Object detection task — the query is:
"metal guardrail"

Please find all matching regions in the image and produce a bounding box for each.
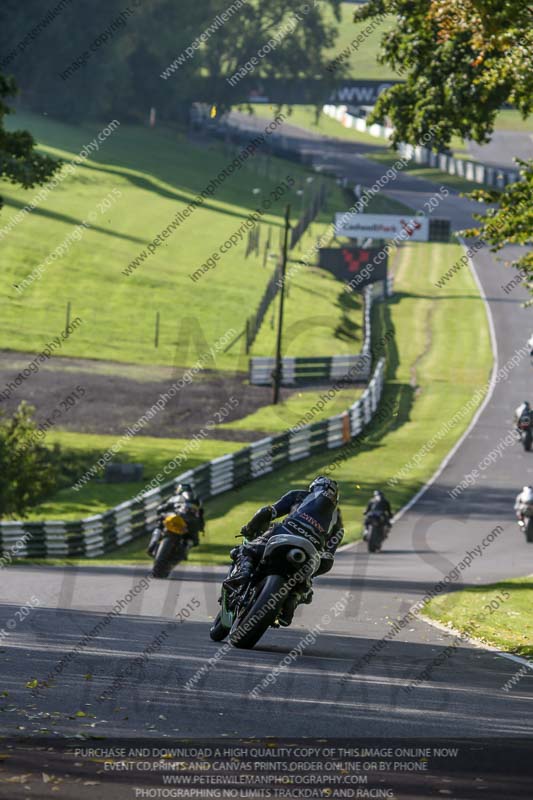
[398,143,519,188]
[0,359,386,560]
[249,354,372,386]
[323,105,520,188]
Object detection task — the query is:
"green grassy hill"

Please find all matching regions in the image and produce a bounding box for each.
[23,431,245,522]
[323,2,395,80]
[0,111,348,371]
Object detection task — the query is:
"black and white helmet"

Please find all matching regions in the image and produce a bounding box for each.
[176,482,193,495]
[309,476,339,502]
[175,482,196,500]
[522,485,533,503]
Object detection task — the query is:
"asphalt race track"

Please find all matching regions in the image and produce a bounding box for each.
[468,130,533,169]
[0,116,531,796]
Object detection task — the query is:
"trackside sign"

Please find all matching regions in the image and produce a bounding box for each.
[335,213,430,242]
[318,247,387,288]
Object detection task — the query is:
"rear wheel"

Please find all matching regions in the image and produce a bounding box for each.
[524,430,532,452]
[525,518,533,543]
[230,574,286,649]
[152,537,180,578]
[368,525,382,553]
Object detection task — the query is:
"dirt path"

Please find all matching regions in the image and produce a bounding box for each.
[0,350,294,441]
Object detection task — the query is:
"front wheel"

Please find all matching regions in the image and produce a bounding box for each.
[230,574,286,649]
[525,518,533,543]
[209,611,231,642]
[152,537,182,578]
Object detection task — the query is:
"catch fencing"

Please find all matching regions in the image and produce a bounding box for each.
[245,260,282,353]
[249,284,373,385]
[243,181,328,354]
[0,359,386,560]
[290,182,327,249]
[323,105,520,189]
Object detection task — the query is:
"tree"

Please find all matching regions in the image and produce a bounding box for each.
[0,403,58,519]
[203,0,342,106]
[463,159,533,282]
[0,1,343,122]
[354,0,532,148]
[0,73,60,212]
[354,0,532,288]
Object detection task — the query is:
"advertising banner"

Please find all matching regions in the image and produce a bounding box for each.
[335,213,430,242]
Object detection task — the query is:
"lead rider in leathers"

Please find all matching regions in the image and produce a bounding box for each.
[225,476,344,626]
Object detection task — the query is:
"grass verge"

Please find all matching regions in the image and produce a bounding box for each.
[493,110,533,133]
[220,386,363,434]
[252,263,363,358]
[323,3,396,80]
[424,577,533,659]
[20,431,246,522]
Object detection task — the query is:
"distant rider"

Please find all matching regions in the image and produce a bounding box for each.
[363,490,393,539]
[225,476,344,626]
[147,483,205,557]
[514,485,533,519]
[514,400,532,427]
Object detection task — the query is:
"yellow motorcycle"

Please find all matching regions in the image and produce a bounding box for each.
[151,511,195,578]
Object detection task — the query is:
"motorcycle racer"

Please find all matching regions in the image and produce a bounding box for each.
[225,476,344,626]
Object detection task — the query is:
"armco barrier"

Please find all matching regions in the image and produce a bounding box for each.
[249,353,371,386]
[0,359,386,560]
[398,142,519,188]
[322,105,520,189]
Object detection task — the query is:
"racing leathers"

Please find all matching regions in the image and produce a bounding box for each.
[364,495,392,540]
[364,496,392,523]
[226,487,344,625]
[515,402,531,428]
[514,486,533,518]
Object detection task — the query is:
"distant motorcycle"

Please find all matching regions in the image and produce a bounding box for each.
[363,510,388,553]
[517,413,532,451]
[151,509,196,578]
[210,529,320,649]
[516,502,533,543]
